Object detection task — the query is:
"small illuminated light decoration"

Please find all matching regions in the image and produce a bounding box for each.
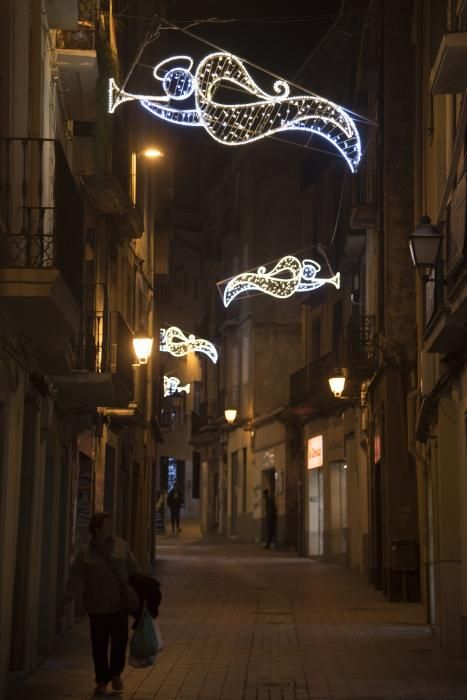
[109,52,361,171]
[220,255,340,307]
[160,326,218,364]
[163,376,191,397]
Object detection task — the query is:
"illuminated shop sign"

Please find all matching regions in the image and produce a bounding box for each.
[307,435,323,469]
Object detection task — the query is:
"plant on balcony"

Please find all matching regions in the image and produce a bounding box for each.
[94,15,119,177]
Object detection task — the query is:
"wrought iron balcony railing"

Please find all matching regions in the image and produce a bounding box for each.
[76,283,109,372]
[289,353,338,408]
[346,313,377,365]
[289,315,377,408]
[0,137,84,305]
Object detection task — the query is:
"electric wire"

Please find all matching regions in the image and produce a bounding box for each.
[117,8,376,127]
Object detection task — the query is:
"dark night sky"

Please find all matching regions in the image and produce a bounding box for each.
[120,0,353,97]
[116,1,364,209]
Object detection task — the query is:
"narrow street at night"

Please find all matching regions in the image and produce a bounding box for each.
[13,523,467,700]
[1,0,467,698]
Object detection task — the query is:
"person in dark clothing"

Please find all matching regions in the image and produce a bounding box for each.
[167,484,184,534]
[63,512,140,696]
[263,489,277,549]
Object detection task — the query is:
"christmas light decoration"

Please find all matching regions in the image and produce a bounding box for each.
[109,52,361,171]
[221,255,340,307]
[163,375,191,397]
[160,326,218,364]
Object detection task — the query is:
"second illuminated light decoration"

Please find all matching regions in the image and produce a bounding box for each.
[221,256,340,307]
[109,52,361,172]
[160,326,218,364]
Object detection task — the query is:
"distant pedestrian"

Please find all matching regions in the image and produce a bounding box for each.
[262,489,277,549]
[167,484,184,534]
[63,512,140,696]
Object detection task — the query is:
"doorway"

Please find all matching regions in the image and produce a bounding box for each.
[9,397,38,677]
[103,445,116,518]
[307,466,324,556]
[329,460,348,561]
[160,456,186,496]
[370,459,383,589]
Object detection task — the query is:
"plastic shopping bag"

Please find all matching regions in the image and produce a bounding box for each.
[129,608,158,668]
[153,619,164,651]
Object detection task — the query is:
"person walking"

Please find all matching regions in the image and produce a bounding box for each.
[63,512,140,696]
[263,489,277,549]
[167,484,184,534]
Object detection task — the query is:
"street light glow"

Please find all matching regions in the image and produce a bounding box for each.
[142,148,164,158]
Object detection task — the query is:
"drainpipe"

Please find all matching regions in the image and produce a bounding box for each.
[407,387,427,466]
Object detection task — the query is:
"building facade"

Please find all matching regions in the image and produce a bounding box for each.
[0,1,163,694]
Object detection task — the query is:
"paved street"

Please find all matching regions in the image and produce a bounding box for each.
[14,522,467,700]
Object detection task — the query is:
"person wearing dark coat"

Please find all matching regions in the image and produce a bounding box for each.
[263,489,277,549]
[63,512,140,696]
[167,484,184,534]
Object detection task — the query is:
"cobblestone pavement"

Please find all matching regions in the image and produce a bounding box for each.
[14,522,467,700]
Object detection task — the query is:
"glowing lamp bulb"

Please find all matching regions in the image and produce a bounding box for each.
[328,371,347,398]
[142,148,163,158]
[224,409,237,424]
[133,333,153,364]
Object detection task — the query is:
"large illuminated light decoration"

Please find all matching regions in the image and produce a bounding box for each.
[160,326,218,364]
[221,255,340,307]
[109,52,361,171]
[163,375,191,397]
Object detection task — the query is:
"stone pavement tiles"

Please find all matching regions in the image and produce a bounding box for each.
[13,524,467,700]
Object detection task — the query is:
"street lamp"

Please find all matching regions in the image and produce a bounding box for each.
[133,329,153,365]
[328,368,348,398]
[224,408,237,424]
[408,215,442,270]
[142,147,164,159]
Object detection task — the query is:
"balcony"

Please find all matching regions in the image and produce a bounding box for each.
[83,174,144,238]
[289,316,377,413]
[45,0,78,30]
[53,287,135,409]
[446,174,467,318]
[190,400,221,444]
[430,32,467,94]
[289,353,341,414]
[424,176,467,353]
[346,314,378,377]
[56,0,98,121]
[0,137,83,373]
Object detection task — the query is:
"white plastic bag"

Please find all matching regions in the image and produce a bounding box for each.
[153,619,164,652]
[129,608,158,668]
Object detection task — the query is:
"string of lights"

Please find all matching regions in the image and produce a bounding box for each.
[160,326,218,364]
[113,9,376,129]
[155,14,376,127]
[109,50,362,171]
[219,255,340,307]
